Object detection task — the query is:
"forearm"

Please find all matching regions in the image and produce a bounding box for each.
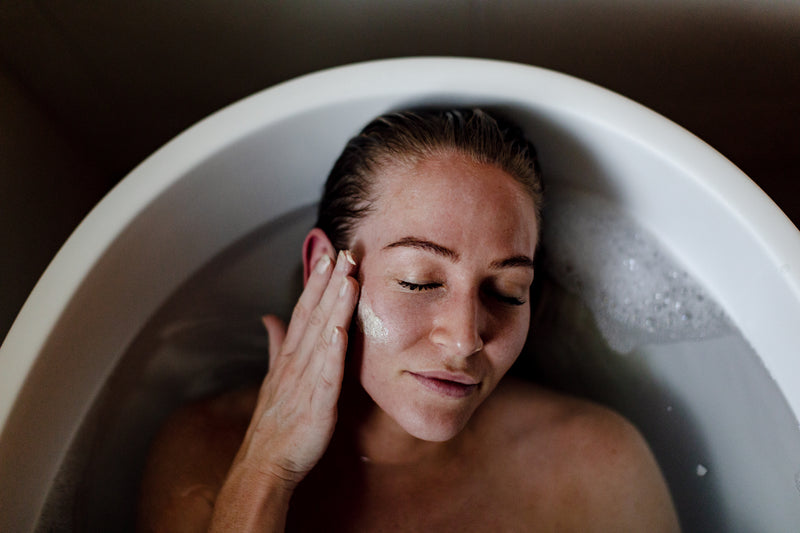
[208,464,296,533]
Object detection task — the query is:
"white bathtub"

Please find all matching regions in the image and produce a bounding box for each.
[1,58,799,531]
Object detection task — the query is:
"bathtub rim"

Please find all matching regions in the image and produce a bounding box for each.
[1,56,799,531]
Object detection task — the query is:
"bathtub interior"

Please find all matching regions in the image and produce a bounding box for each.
[1,60,799,532]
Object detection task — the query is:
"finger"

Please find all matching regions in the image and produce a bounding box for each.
[293,250,357,363]
[306,274,358,380]
[261,315,287,369]
[282,253,334,354]
[308,275,358,411]
[311,325,348,416]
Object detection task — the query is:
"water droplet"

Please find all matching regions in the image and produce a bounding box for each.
[696,464,708,477]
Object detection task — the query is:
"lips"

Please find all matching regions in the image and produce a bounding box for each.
[408,371,480,398]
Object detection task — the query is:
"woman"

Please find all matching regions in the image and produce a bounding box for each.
[139,109,680,531]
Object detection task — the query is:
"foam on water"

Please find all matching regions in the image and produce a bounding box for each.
[542,190,731,353]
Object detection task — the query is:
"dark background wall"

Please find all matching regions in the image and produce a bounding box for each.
[1,0,798,342]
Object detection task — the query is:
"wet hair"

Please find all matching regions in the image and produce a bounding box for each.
[316,108,544,251]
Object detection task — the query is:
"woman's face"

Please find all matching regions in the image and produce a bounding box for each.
[348,151,539,442]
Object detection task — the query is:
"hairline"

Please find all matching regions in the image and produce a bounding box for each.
[343,147,540,249]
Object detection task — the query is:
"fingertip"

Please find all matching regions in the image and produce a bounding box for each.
[344,250,361,280]
[335,249,359,276]
[261,315,287,342]
[261,314,279,331]
[314,253,333,275]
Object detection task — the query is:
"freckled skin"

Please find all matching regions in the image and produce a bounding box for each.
[346,152,539,445]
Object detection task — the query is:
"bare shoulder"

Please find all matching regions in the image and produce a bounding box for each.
[480,378,681,532]
[137,386,258,532]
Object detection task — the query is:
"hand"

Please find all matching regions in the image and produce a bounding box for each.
[232,249,359,488]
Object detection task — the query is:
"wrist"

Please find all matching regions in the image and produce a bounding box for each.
[210,463,296,532]
[225,460,299,499]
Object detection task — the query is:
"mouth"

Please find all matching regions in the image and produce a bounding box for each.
[407,371,480,398]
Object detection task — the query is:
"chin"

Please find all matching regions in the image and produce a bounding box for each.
[394,405,475,442]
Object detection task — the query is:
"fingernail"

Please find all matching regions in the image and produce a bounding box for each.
[344,250,356,266]
[339,277,350,297]
[329,325,341,344]
[315,254,332,274]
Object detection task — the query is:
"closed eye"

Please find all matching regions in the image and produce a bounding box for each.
[398,280,442,292]
[483,284,527,306]
[493,292,526,306]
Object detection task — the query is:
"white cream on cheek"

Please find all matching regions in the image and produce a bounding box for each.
[356,288,389,343]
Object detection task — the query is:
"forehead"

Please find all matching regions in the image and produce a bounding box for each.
[362,152,539,254]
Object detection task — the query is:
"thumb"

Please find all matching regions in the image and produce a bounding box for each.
[261,315,287,369]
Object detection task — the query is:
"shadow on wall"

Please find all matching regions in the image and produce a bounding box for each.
[0,70,106,342]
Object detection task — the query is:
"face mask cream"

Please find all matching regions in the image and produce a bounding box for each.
[356,289,389,343]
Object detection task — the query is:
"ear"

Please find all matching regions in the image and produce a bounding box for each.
[302,228,336,285]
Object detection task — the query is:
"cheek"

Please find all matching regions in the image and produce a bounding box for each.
[487,309,531,369]
[356,292,389,343]
[357,289,427,351]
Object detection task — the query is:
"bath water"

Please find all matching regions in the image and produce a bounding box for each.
[36,192,800,532]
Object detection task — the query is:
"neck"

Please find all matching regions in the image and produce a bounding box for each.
[336,374,465,467]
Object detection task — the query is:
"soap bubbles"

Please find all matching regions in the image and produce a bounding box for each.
[542,190,731,353]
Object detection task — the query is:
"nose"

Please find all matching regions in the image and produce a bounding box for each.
[429,291,485,358]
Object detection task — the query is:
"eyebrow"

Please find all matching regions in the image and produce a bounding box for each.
[383,236,534,270]
[489,255,535,270]
[383,237,459,261]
